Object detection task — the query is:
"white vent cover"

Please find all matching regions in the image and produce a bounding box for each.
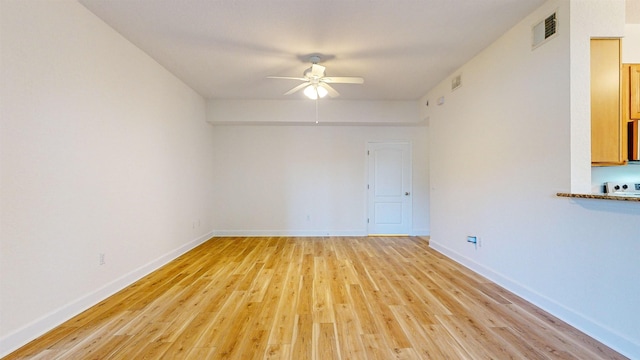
[532,12,557,49]
[451,74,462,91]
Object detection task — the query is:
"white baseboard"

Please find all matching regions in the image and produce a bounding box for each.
[429,239,640,360]
[210,230,366,237]
[0,231,213,358]
[211,229,430,237]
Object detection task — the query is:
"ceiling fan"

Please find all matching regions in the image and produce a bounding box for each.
[267,55,364,99]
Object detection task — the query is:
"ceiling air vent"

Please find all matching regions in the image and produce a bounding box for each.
[532,12,557,50]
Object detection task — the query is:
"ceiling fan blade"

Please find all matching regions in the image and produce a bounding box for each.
[284,82,310,95]
[322,76,364,84]
[318,83,340,97]
[310,64,326,77]
[267,76,307,81]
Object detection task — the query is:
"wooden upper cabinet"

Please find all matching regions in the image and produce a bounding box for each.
[630,64,640,119]
[591,38,625,166]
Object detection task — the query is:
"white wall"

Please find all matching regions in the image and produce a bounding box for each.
[0,1,214,356]
[207,98,429,236]
[424,0,640,358]
[623,24,640,62]
[207,99,424,126]
[209,124,430,236]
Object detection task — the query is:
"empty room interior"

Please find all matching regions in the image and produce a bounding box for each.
[2,0,640,358]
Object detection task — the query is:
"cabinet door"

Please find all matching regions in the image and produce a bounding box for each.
[591,39,624,165]
[631,64,640,119]
[630,120,639,161]
[623,65,631,123]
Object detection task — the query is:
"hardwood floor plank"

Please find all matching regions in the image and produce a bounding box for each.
[74,334,132,360]
[247,268,275,303]
[347,284,379,335]
[130,340,172,360]
[235,262,266,291]
[192,291,246,348]
[4,236,627,360]
[242,268,289,358]
[46,325,102,352]
[436,314,507,359]
[199,272,244,313]
[263,343,291,360]
[326,255,349,305]
[421,323,474,359]
[295,254,314,316]
[106,332,164,359]
[152,308,196,344]
[315,323,340,360]
[388,304,450,359]
[489,326,552,360]
[358,259,404,306]
[184,346,217,360]
[5,327,78,358]
[54,312,134,359]
[245,329,269,360]
[24,349,66,360]
[361,333,392,360]
[312,256,335,324]
[213,301,261,359]
[267,263,301,346]
[290,314,313,360]
[334,303,367,360]
[161,311,215,358]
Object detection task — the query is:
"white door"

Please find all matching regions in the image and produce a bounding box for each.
[367,142,412,235]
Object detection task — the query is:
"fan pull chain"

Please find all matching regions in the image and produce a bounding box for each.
[315,97,319,124]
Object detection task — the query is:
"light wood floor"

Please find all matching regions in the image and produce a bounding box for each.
[5,236,626,359]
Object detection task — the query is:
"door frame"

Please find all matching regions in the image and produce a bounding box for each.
[366,141,413,235]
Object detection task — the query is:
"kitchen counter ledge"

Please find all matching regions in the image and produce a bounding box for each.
[556,193,640,202]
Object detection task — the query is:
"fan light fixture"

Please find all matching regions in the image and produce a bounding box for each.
[304,85,328,99]
[266,54,364,100]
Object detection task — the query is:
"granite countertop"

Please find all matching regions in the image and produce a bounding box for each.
[556,193,640,202]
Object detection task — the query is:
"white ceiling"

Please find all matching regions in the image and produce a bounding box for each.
[80,0,555,100]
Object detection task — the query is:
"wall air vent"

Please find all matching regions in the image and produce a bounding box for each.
[532,11,557,50]
[451,74,462,91]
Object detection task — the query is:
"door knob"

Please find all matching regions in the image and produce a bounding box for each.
[405,192,410,196]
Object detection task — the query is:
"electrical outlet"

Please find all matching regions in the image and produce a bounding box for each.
[99,253,105,265]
